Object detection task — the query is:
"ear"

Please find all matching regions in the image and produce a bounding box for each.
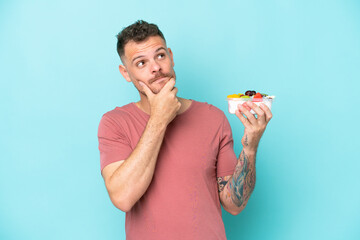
[168,48,174,67]
[119,65,132,82]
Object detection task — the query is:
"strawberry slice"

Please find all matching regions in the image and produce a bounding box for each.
[252,92,263,102]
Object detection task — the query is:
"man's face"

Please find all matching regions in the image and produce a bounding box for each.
[119,36,175,95]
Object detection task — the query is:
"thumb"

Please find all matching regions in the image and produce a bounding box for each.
[139,81,153,98]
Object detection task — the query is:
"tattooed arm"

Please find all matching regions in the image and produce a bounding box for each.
[217,101,272,215]
[217,149,256,215]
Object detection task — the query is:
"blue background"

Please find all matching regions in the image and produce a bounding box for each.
[1,0,359,239]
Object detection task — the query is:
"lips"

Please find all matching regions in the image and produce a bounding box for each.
[152,77,168,83]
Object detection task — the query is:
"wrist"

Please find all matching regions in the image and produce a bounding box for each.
[242,146,257,157]
[148,116,168,131]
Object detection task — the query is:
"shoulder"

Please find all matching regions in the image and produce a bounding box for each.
[101,103,136,122]
[189,101,232,137]
[98,103,136,130]
[192,100,227,120]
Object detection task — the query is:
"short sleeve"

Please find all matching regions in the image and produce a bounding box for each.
[97,114,133,171]
[216,115,237,177]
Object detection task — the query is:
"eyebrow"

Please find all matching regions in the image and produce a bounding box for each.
[155,47,166,52]
[131,47,167,63]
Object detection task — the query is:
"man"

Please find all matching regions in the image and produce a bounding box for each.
[98,20,272,239]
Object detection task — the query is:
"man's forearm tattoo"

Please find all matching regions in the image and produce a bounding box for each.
[217,175,231,193]
[217,150,256,207]
[228,150,256,207]
[244,134,248,146]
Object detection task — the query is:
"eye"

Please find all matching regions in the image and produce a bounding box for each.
[136,61,145,67]
[157,53,165,59]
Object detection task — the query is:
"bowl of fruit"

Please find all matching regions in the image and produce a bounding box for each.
[227,90,275,114]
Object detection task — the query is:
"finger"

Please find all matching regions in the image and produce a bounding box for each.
[247,101,266,124]
[161,78,176,93]
[238,103,258,126]
[171,86,178,96]
[242,102,251,111]
[138,81,154,98]
[235,109,251,128]
[259,103,273,123]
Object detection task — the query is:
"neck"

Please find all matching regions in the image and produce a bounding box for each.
[136,94,191,115]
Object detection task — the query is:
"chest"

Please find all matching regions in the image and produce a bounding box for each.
[124,112,222,177]
[157,117,221,177]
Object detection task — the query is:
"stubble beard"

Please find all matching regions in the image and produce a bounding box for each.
[138,71,176,95]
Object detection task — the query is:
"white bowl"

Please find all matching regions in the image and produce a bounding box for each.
[227,96,275,114]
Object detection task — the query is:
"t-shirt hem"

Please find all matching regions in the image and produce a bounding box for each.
[217,169,235,177]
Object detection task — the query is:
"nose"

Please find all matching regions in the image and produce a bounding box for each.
[150,59,161,73]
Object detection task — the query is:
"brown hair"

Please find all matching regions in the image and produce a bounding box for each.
[116,20,166,60]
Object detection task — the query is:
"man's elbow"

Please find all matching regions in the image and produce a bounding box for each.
[111,196,134,213]
[115,203,132,213]
[105,181,135,212]
[229,208,242,216]
[112,199,129,212]
[226,201,248,216]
